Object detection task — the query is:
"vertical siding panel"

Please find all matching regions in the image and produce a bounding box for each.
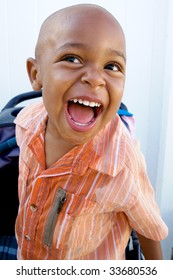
[123,0,155,141]
[123,0,168,187]
[0,0,10,109]
[5,0,37,101]
[157,0,173,260]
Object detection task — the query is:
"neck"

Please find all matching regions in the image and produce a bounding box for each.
[44,124,76,168]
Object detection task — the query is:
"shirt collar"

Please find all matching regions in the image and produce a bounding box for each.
[88,115,127,177]
[71,115,127,177]
[15,101,127,177]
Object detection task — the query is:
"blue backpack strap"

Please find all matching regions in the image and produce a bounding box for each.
[118,103,133,132]
[118,102,133,117]
[118,108,133,117]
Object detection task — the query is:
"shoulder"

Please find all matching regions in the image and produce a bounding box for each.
[90,114,145,178]
[115,114,146,176]
[14,100,47,146]
[14,100,46,129]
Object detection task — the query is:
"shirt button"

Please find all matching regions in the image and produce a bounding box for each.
[30,204,37,212]
[25,234,31,241]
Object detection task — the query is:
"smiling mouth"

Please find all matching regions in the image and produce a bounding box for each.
[66,98,103,131]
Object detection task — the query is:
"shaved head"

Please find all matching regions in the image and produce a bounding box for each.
[35,4,125,59]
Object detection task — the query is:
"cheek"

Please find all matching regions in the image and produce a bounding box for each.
[109,80,124,107]
[50,64,78,88]
[113,77,125,94]
[42,74,68,105]
[104,81,124,122]
[42,90,64,121]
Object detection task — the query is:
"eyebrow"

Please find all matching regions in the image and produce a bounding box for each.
[107,49,126,63]
[56,42,126,62]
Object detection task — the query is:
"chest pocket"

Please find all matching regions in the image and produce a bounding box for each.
[43,188,112,255]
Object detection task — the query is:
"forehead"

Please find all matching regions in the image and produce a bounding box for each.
[38,6,126,58]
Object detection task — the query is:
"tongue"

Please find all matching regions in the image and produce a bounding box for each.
[68,102,94,124]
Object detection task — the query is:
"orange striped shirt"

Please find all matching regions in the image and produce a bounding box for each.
[14,101,168,260]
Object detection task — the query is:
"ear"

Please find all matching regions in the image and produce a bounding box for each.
[26,57,42,91]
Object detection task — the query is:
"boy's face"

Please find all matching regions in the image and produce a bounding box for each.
[30,6,126,148]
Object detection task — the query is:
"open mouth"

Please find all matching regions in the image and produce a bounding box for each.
[66,98,103,132]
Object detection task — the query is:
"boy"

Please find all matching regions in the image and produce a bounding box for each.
[14,4,168,260]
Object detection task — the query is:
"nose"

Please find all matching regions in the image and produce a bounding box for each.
[81,66,106,88]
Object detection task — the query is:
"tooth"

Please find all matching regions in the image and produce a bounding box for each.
[89,102,96,107]
[74,121,87,126]
[83,100,90,106]
[70,98,101,107]
[78,99,83,104]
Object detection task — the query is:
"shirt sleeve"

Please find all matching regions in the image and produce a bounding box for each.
[124,158,168,241]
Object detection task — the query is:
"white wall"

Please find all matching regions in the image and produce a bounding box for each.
[156,0,173,260]
[0,0,172,259]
